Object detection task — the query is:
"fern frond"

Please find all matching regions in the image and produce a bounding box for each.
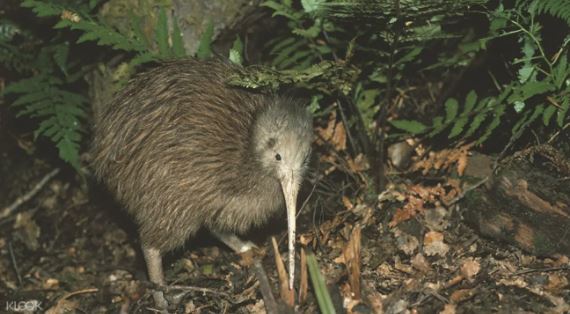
[530,0,570,26]
[4,74,87,169]
[22,0,148,53]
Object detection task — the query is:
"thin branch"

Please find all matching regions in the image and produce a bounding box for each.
[0,168,60,220]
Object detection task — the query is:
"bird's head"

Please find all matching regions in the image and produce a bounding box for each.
[252,97,312,288]
[253,99,312,184]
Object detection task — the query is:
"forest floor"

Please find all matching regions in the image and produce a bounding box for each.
[0,133,569,314]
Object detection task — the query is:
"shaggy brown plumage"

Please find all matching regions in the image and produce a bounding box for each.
[90,59,312,309]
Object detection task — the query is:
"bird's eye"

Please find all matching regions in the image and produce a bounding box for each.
[275,153,282,161]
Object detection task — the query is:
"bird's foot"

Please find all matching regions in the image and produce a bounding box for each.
[211,230,257,253]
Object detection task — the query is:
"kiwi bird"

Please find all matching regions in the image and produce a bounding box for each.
[90,59,312,309]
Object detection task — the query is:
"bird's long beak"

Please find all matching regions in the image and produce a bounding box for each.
[281,171,299,290]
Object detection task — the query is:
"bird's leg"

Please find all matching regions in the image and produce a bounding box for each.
[142,246,169,310]
[210,230,257,253]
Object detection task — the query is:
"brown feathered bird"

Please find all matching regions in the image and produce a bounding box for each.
[90,59,312,309]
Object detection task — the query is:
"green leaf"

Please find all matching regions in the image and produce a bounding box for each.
[542,104,557,126]
[11,91,48,107]
[508,81,554,103]
[57,138,81,170]
[464,90,477,114]
[444,98,458,123]
[553,55,568,89]
[272,40,307,68]
[449,117,468,139]
[512,105,543,136]
[356,88,380,129]
[269,37,296,55]
[464,111,488,137]
[196,20,214,60]
[557,95,569,127]
[229,37,243,65]
[156,6,170,58]
[171,17,186,57]
[279,49,313,69]
[389,119,427,134]
[476,103,506,144]
[53,42,70,76]
[306,251,336,314]
[513,100,525,113]
[292,18,322,38]
[301,0,322,13]
[428,116,445,137]
[262,1,297,19]
[308,94,322,113]
[395,47,422,66]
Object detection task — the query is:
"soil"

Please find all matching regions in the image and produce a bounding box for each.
[0,139,569,314]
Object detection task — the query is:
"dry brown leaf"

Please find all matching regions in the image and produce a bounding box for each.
[13,212,40,250]
[316,110,347,151]
[332,120,347,151]
[388,182,461,227]
[546,273,569,292]
[271,237,294,306]
[439,304,456,314]
[394,257,414,274]
[444,275,464,288]
[343,226,362,299]
[411,253,431,273]
[424,207,449,231]
[460,258,480,282]
[347,153,370,172]
[449,288,476,303]
[413,143,474,175]
[317,110,337,141]
[393,230,419,255]
[342,196,354,210]
[44,278,60,289]
[389,195,424,227]
[424,231,449,257]
[299,248,308,304]
[367,290,385,314]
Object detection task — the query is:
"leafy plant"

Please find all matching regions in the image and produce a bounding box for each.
[4,73,88,169]
[306,250,336,314]
[390,1,570,148]
[1,0,207,170]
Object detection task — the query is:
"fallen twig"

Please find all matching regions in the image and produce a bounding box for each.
[252,260,280,314]
[8,240,22,286]
[0,168,60,220]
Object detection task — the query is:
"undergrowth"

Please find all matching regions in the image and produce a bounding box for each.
[1,0,569,183]
[0,0,211,170]
[255,0,570,178]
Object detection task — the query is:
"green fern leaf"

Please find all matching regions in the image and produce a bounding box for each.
[171,16,186,57]
[444,98,459,123]
[390,119,427,134]
[542,104,557,126]
[229,37,244,65]
[428,116,445,137]
[449,117,468,139]
[464,90,477,113]
[5,74,87,170]
[557,93,570,127]
[476,103,506,144]
[464,111,488,137]
[156,6,170,58]
[196,20,214,60]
